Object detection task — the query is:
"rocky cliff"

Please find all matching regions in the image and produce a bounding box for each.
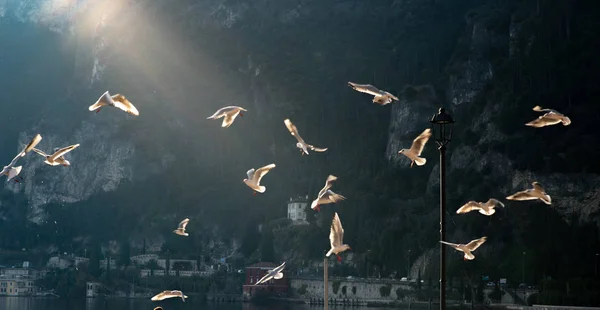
[0,0,598,282]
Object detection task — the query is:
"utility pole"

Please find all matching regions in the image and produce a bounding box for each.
[324,257,329,310]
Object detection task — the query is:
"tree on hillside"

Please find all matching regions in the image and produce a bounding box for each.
[119,239,131,267]
[260,227,275,263]
[241,222,260,257]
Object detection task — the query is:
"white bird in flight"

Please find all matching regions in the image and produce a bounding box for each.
[525,106,571,128]
[32,144,80,166]
[151,290,188,302]
[173,218,190,236]
[456,199,505,216]
[243,163,276,195]
[348,82,399,105]
[506,182,552,205]
[207,106,247,128]
[326,212,351,262]
[1,134,42,183]
[89,91,139,116]
[311,175,345,212]
[398,128,432,167]
[440,236,487,261]
[284,119,328,156]
[255,262,286,285]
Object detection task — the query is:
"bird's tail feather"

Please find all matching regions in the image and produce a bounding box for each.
[414,157,426,166]
[256,185,266,193]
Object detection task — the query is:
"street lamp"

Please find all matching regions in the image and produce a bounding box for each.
[430,107,455,310]
[407,250,412,279]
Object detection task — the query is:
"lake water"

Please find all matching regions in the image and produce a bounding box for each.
[0,297,394,310]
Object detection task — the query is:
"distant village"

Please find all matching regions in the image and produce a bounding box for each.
[0,196,313,298]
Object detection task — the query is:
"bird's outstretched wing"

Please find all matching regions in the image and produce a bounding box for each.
[485,198,505,208]
[22,134,42,154]
[49,144,80,161]
[465,237,487,251]
[409,128,432,156]
[329,212,344,248]
[307,144,328,152]
[179,218,190,230]
[111,94,139,116]
[89,91,111,111]
[317,175,338,198]
[456,201,481,214]
[525,114,562,127]
[439,241,461,251]
[255,273,273,285]
[506,190,537,201]
[284,119,307,145]
[252,164,276,185]
[348,82,383,96]
[32,148,49,158]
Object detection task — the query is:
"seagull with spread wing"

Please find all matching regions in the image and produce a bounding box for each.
[311,175,345,212]
[326,212,351,262]
[440,236,487,261]
[173,218,190,236]
[456,199,505,216]
[207,106,247,128]
[525,106,571,128]
[255,262,286,285]
[348,82,399,105]
[32,144,80,166]
[1,134,42,183]
[151,290,187,302]
[506,182,552,205]
[284,119,327,155]
[243,163,276,195]
[398,128,432,167]
[89,91,139,116]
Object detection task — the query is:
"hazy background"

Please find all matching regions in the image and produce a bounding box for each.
[0,0,599,300]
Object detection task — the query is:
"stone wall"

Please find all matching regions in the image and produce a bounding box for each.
[289,277,413,301]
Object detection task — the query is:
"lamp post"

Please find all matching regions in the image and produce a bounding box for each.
[407,250,412,279]
[430,108,455,310]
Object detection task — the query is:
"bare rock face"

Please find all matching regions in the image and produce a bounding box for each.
[8,120,135,224]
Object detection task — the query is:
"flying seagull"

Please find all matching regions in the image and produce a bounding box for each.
[506,182,552,205]
[243,163,276,195]
[32,144,80,166]
[348,82,399,105]
[398,128,432,167]
[311,175,345,212]
[525,106,571,128]
[89,91,139,116]
[456,199,505,216]
[173,218,190,236]
[326,212,351,262]
[255,262,286,285]
[284,119,327,155]
[1,134,42,183]
[440,236,487,261]
[207,106,247,128]
[151,290,188,302]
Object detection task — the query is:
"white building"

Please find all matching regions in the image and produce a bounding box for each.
[0,265,40,296]
[131,254,159,266]
[99,258,117,270]
[86,282,102,297]
[46,256,73,269]
[287,196,309,225]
